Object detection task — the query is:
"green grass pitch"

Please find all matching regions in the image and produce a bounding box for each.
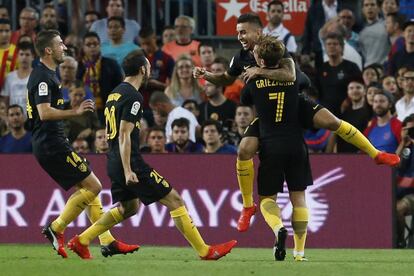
[0,245,413,276]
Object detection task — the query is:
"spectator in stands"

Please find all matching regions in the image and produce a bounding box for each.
[199,42,216,71]
[0,98,7,136]
[228,105,254,146]
[78,32,123,124]
[301,0,350,68]
[63,81,100,144]
[182,99,200,121]
[93,127,108,154]
[1,42,34,115]
[388,20,414,76]
[10,7,38,45]
[366,81,383,108]
[395,113,414,248]
[360,0,390,67]
[396,68,414,121]
[162,15,201,66]
[198,81,236,125]
[149,91,199,143]
[39,4,59,31]
[335,78,372,153]
[315,32,361,116]
[210,57,244,104]
[338,9,359,52]
[165,54,203,106]
[72,138,90,155]
[382,75,402,101]
[142,126,168,153]
[138,27,175,108]
[0,5,9,19]
[60,56,93,103]
[84,10,100,31]
[166,118,203,153]
[263,0,297,54]
[385,13,406,63]
[0,19,17,90]
[362,65,380,86]
[91,0,140,44]
[202,119,237,154]
[162,25,176,47]
[319,17,362,70]
[101,16,139,66]
[382,0,399,17]
[0,105,31,153]
[364,90,401,153]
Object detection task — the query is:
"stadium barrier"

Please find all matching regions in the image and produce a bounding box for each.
[0,154,392,248]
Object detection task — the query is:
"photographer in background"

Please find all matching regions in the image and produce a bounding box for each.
[395,113,414,248]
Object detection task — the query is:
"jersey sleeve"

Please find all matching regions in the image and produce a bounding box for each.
[33,80,53,105]
[121,95,142,124]
[240,83,253,106]
[227,54,243,77]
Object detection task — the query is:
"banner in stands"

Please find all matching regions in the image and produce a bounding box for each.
[0,154,392,248]
[216,0,310,36]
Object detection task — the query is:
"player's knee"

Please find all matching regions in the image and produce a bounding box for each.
[161,189,184,210]
[120,201,139,218]
[313,108,341,130]
[238,140,257,160]
[289,191,306,207]
[396,200,408,217]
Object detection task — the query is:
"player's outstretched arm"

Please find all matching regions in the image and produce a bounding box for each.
[37,99,95,121]
[242,58,296,83]
[119,120,139,185]
[193,67,236,86]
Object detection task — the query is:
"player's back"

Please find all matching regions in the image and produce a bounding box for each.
[105,82,143,162]
[27,62,67,155]
[241,77,302,142]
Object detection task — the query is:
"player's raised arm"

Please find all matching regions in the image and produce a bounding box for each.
[37,99,95,121]
[119,120,139,185]
[193,66,237,86]
[242,58,296,83]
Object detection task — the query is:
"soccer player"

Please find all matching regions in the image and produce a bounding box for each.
[193,13,400,234]
[242,35,311,261]
[67,49,237,260]
[27,30,138,258]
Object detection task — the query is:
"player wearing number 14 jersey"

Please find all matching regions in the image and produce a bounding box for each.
[27,30,138,259]
[68,49,237,260]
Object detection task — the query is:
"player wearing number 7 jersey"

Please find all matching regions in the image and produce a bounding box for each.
[27,30,139,259]
[67,49,237,260]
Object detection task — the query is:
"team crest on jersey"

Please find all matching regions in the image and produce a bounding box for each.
[131,101,140,115]
[38,82,48,96]
[78,163,88,173]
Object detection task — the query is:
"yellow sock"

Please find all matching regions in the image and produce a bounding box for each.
[335,120,379,158]
[260,198,283,234]
[51,188,96,233]
[170,206,209,257]
[86,197,116,246]
[292,207,309,254]
[79,207,124,245]
[236,159,254,208]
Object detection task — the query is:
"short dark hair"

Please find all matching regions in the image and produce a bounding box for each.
[268,0,284,11]
[17,41,35,56]
[171,117,190,130]
[323,32,345,49]
[35,29,61,57]
[387,12,406,30]
[84,10,100,18]
[83,31,100,42]
[198,41,215,55]
[148,126,165,136]
[255,35,285,67]
[201,119,223,135]
[139,26,155,38]
[122,49,147,77]
[149,91,172,105]
[237,13,263,28]
[212,56,230,70]
[182,99,199,108]
[7,104,23,114]
[0,18,11,26]
[107,16,125,28]
[402,113,414,127]
[107,0,125,7]
[163,25,174,32]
